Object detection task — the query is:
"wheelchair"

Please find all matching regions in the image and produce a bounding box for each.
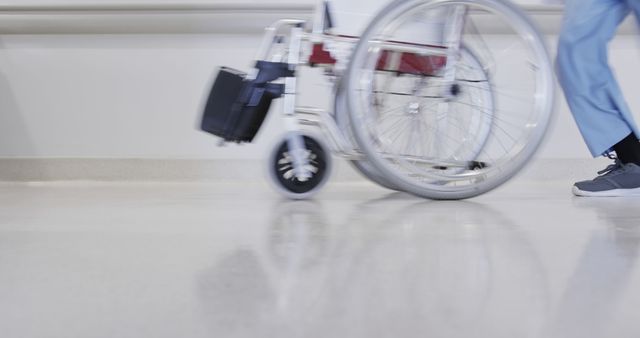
[200,0,555,200]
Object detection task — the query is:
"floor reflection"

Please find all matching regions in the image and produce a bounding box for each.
[3,183,640,338]
[199,194,550,338]
[549,198,640,338]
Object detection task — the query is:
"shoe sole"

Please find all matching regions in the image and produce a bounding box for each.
[573,185,640,197]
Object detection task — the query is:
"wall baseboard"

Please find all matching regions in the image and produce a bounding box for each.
[0,158,611,183]
[0,159,267,182]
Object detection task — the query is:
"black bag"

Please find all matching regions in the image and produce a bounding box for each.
[200,62,292,143]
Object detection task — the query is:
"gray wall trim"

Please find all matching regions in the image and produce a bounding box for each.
[0,3,568,35]
[0,3,562,13]
[0,2,564,14]
[0,3,315,34]
[0,3,316,13]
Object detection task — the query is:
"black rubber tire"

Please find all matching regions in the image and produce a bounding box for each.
[269,134,332,199]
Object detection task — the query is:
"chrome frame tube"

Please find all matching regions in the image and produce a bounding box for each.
[255,19,307,63]
[443,5,468,83]
[282,25,313,180]
[295,107,361,159]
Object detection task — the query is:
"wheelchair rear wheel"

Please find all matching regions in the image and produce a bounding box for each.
[346,0,554,200]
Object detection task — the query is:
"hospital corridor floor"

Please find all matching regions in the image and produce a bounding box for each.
[0,178,639,338]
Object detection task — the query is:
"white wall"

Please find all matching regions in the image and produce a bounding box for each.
[0,1,638,161]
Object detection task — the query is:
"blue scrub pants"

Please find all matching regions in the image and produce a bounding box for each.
[556,0,640,157]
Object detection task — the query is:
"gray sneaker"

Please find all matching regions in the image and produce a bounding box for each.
[573,160,640,197]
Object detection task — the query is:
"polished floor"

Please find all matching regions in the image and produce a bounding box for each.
[1,179,639,338]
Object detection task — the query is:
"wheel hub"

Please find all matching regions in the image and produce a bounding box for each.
[407,102,421,115]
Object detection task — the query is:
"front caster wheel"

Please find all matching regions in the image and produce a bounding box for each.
[268,133,332,200]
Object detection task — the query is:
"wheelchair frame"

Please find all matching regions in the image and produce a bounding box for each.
[203,0,554,199]
[247,0,468,181]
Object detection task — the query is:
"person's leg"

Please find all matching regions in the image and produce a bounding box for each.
[613,133,640,165]
[558,0,640,196]
[605,0,640,166]
[611,1,640,165]
[556,0,640,157]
